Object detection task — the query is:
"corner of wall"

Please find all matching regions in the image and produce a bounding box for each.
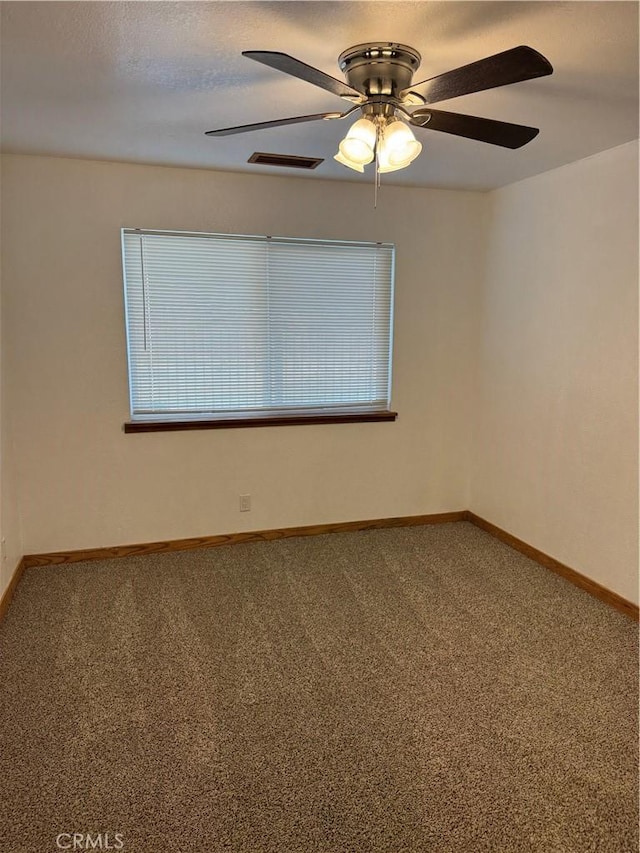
[1,158,25,598]
[469,141,639,604]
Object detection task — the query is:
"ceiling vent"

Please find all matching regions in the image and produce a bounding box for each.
[248,152,324,169]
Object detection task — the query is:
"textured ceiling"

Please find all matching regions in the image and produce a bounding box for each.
[1,1,638,190]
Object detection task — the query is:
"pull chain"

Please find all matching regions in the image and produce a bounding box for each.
[374,154,378,209]
[374,116,383,209]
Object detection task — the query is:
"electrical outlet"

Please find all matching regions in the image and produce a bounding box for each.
[239,494,251,512]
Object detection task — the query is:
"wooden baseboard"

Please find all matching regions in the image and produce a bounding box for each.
[466,512,639,621]
[7,510,637,625]
[0,558,27,623]
[22,511,467,568]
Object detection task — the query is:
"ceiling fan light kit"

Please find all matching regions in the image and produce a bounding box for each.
[333,112,423,173]
[206,40,553,183]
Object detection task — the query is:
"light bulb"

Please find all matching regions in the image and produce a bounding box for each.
[338,118,376,166]
[380,120,422,169]
[334,150,365,172]
[377,132,407,173]
[340,137,374,165]
[377,155,405,174]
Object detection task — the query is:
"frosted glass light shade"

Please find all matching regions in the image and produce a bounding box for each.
[334,150,365,172]
[377,132,410,173]
[376,154,405,174]
[381,120,422,168]
[338,118,376,165]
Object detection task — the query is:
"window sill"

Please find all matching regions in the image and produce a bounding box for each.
[124,411,398,433]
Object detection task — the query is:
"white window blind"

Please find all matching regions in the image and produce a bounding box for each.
[121,229,394,421]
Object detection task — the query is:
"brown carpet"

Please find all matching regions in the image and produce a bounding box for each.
[0,521,637,852]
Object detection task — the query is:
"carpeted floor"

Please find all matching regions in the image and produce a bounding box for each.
[0,521,637,852]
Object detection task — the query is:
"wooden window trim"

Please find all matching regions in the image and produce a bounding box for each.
[124,410,398,433]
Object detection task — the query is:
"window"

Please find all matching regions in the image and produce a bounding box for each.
[121,229,396,431]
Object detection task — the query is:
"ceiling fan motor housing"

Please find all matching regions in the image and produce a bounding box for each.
[338,43,421,101]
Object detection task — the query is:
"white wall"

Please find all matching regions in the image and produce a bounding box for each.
[471,141,639,604]
[0,154,484,562]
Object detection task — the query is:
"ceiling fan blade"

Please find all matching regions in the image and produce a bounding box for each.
[401,46,553,105]
[243,51,364,102]
[410,108,539,149]
[205,112,344,137]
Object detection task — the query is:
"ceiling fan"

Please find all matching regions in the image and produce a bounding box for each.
[205,43,553,173]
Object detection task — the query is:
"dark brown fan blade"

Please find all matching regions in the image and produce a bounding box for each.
[205,112,342,137]
[401,46,553,105]
[410,108,539,149]
[243,51,364,102]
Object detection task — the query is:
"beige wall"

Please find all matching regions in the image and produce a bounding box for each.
[0,161,23,591]
[0,420,22,595]
[471,141,639,604]
[1,144,637,607]
[0,154,484,563]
